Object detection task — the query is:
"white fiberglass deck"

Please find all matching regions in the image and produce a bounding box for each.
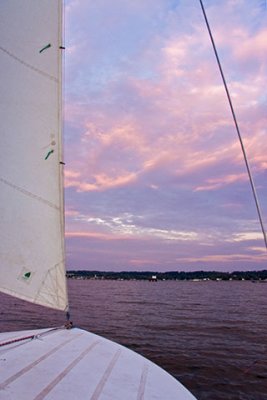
[0,327,196,400]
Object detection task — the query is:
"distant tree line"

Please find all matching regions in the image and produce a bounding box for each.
[66,269,267,281]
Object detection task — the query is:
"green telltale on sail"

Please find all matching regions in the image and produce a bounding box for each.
[45,149,54,160]
[39,43,51,53]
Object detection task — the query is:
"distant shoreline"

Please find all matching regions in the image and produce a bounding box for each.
[67,269,267,281]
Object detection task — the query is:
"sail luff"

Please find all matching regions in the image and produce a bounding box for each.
[57,0,69,312]
[0,0,68,312]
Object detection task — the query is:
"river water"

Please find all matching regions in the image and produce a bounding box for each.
[1,280,266,399]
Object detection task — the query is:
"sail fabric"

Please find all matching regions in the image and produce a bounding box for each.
[0,1,68,311]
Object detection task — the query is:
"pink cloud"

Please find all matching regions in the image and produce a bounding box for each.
[65,169,81,188]
[76,172,137,192]
[178,253,265,263]
[65,209,79,217]
[129,258,158,266]
[64,5,266,197]
[66,231,114,240]
[65,230,142,241]
[234,29,267,63]
[194,173,248,192]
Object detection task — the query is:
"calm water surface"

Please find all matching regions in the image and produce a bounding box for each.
[1,280,267,400]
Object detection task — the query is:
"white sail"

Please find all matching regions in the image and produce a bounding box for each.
[0,1,68,311]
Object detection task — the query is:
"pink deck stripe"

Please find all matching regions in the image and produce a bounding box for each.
[0,332,84,389]
[34,340,99,400]
[90,348,122,400]
[137,364,149,400]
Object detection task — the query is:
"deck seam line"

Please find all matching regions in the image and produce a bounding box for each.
[0,332,84,389]
[90,348,122,400]
[33,339,100,400]
[137,363,149,400]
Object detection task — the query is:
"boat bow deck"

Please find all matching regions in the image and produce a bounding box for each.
[0,327,196,399]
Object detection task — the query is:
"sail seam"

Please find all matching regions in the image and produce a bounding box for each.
[33,262,68,311]
[0,177,59,211]
[0,46,58,83]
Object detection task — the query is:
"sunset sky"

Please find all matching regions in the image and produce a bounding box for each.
[63,0,267,272]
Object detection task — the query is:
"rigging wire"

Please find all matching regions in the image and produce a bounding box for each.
[198,0,267,251]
